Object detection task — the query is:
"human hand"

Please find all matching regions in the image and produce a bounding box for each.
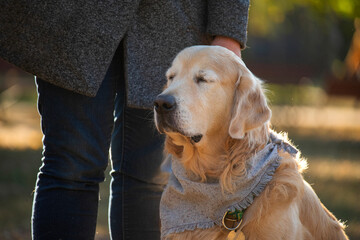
[211,36,242,58]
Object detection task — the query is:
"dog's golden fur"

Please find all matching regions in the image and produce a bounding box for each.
[154,46,348,239]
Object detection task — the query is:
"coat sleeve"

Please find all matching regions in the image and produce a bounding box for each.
[206,0,250,49]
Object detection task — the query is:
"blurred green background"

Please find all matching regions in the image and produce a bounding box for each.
[1,0,360,239]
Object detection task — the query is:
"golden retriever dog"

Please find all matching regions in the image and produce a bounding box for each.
[154,46,348,240]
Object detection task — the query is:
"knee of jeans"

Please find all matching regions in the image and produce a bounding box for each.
[37,164,108,192]
[35,172,102,193]
[38,148,109,189]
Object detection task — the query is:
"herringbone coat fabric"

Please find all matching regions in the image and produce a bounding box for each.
[0,0,249,108]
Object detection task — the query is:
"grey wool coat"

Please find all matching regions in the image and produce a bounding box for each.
[0,0,249,108]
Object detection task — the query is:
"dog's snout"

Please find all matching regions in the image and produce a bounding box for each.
[154,94,176,113]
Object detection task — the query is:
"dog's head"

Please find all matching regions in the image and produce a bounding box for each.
[154,46,271,149]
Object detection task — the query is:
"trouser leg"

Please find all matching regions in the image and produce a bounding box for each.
[32,48,121,239]
[109,90,165,239]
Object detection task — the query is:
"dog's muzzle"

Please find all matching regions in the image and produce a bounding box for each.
[154,94,177,133]
[154,94,203,143]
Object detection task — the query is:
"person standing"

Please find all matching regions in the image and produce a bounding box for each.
[0,1,249,239]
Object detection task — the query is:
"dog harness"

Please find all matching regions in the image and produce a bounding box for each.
[160,133,298,239]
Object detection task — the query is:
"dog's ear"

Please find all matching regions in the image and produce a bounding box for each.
[228,61,271,139]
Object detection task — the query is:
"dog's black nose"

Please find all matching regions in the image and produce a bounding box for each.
[154,94,176,113]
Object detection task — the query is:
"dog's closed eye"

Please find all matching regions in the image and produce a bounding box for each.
[195,75,207,83]
[195,70,217,84]
[168,74,176,81]
[166,68,177,82]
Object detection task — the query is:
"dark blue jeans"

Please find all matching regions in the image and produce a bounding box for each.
[31,45,164,239]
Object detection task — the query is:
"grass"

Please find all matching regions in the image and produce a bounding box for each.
[0,148,40,239]
[286,128,360,239]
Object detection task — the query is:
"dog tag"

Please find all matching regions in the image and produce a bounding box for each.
[227,230,245,240]
[222,209,243,231]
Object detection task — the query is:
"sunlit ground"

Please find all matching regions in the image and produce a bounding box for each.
[0,84,359,239]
